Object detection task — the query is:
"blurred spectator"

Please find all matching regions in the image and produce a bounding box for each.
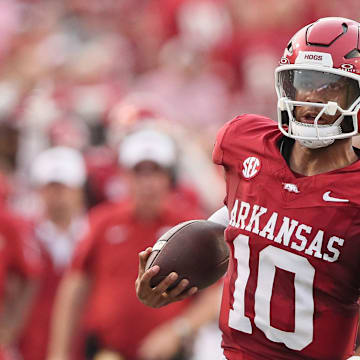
[107,103,225,213]
[47,116,90,150]
[0,206,41,359]
[19,146,88,360]
[47,129,205,360]
[0,122,19,175]
[312,0,360,20]
[132,45,231,128]
[84,105,224,213]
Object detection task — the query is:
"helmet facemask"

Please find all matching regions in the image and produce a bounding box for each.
[275,66,360,149]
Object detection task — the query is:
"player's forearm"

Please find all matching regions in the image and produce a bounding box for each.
[47,271,90,359]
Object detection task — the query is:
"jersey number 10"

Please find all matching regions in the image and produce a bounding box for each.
[228,234,315,351]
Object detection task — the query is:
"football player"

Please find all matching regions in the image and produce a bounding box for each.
[136,17,360,360]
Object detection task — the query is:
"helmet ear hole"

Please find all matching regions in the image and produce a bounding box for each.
[342,115,355,133]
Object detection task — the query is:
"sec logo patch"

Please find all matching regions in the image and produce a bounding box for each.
[242,156,261,179]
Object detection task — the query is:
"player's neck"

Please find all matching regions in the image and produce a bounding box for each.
[289,139,359,176]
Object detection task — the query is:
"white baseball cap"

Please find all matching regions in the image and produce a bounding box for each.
[31,146,87,187]
[118,129,177,169]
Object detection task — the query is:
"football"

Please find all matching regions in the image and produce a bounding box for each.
[145,220,229,291]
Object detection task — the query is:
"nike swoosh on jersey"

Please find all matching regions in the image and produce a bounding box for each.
[322,191,349,203]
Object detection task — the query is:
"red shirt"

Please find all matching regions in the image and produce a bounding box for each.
[0,209,41,360]
[19,249,62,360]
[0,210,40,307]
[19,218,87,360]
[213,114,360,360]
[71,199,203,360]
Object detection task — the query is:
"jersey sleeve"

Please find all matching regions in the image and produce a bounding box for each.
[212,118,240,207]
[212,115,252,168]
[212,114,276,168]
[207,206,229,227]
[212,114,277,208]
[212,121,229,166]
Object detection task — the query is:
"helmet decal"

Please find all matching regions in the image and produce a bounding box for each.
[295,51,333,67]
[280,57,290,65]
[340,64,355,72]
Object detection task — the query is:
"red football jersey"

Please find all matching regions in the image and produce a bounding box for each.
[213,114,360,360]
[71,199,203,360]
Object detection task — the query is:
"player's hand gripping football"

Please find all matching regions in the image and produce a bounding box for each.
[136,248,198,308]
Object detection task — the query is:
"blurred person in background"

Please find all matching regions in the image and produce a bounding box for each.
[104,100,225,213]
[47,128,222,360]
[0,204,41,359]
[82,101,224,214]
[18,146,88,360]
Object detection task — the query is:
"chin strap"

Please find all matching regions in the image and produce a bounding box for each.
[290,120,342,149]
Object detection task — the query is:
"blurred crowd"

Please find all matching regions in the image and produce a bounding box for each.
[0,0,358,360]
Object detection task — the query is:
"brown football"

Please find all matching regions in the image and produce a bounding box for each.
[145,220,229,291]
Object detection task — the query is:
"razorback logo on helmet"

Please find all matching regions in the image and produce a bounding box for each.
[279,57,290,65]
[340,64,356,73]
[242,157,261,179]
[295,51,333,67]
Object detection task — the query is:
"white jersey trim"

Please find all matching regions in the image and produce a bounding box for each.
[208,206,229,227]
